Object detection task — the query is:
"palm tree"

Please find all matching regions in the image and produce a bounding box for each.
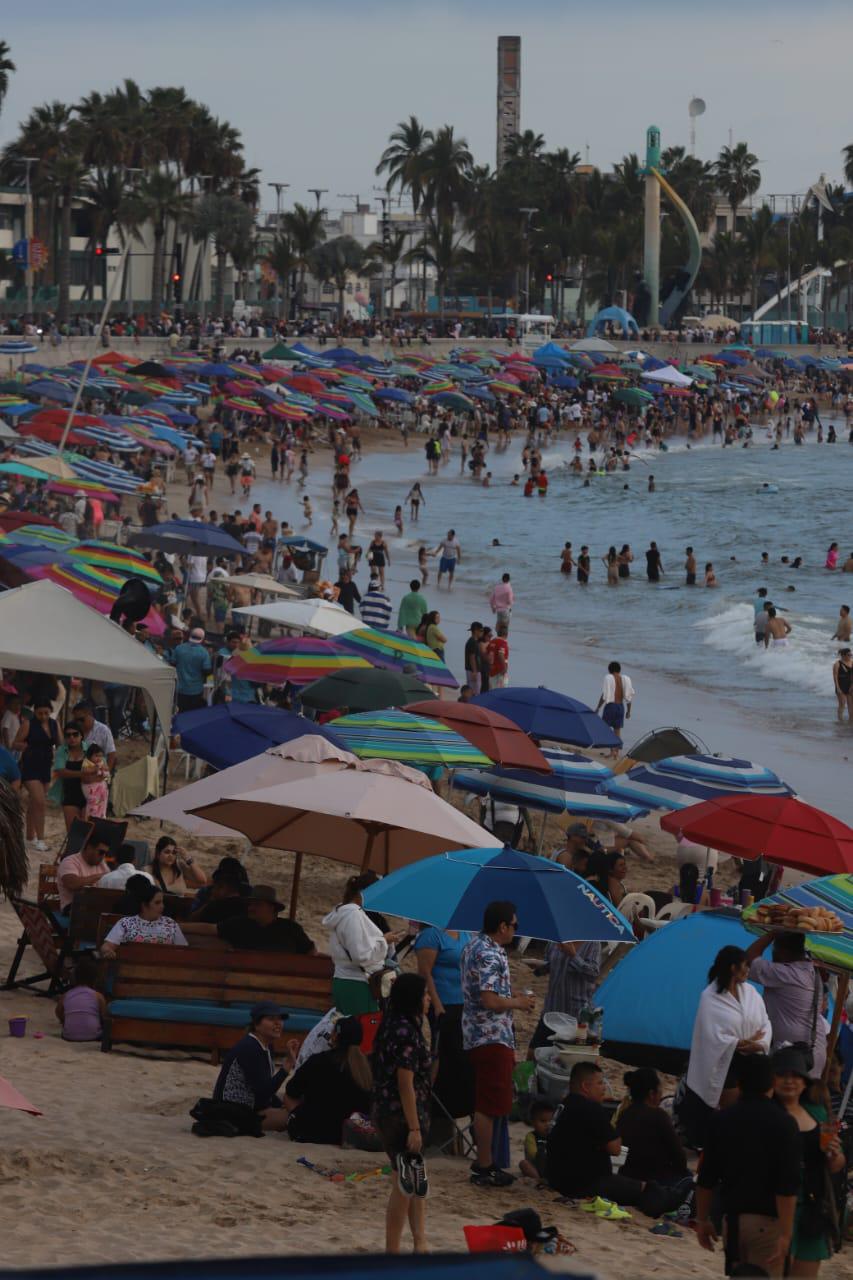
[282,203,326,314]
[365,227,409,321]
[662,147,717,231]
[188,192,254,315]
[0,41,16,119]
[843,143,853,189]
[312,236,366,323]
[715,143,761,234]
[264,234,296,317]
[376,116,434,213]
[126,169,191,315]
[420,125,473,225]
[740,203,775,316]
[410,218,466,322]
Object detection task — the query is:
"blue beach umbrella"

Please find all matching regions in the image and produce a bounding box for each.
[362,844,635,944]
[373,387,414,405]
[452,746,648,822]
[473,686,620,750]
[597,909,758,1071]
[173,703,342,769]
[606,753,793,812]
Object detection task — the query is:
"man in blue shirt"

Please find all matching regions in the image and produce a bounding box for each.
[172,626,212,712]
[217,631,257,704]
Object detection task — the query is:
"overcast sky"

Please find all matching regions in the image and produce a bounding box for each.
[2,0,850,217]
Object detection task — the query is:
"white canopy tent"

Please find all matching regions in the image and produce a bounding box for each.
[642,366,693,387]
[0,580,175,731]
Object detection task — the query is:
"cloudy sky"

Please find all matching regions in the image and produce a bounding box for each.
[2,0,850,218]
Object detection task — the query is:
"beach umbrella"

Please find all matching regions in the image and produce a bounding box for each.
[570,337,617,353]
[613,387,653,408]
[660,795,853,877]
[300,667,436,713]
[335,626,457,688]
[127,518,245,558]
[597,909,756,1071]
[224,636,371,687]
[187,766,495,872]
[405,700,551,773]
[472,686,619,749]
[231,597,362,636]
[2,524,76,549]
[0,459,56,480]
[8,453,77,481]
[68,541,163,583]
[172,704,343,769]
[608,754,794,812]
[451,746,648,823]
[0,340,39,356]
[28,563,164,634]
[362,845,634,945]
[327,709,492,768]
[136,733,433,838]
[0,512,59,532]
[373,387,414,405]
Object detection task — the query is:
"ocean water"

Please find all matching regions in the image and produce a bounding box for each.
[351,428,853,748]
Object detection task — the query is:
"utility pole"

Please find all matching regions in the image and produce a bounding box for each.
[19,157,37,323]
[308,190,328,312]
[373,189,391,330]
[267,181,289,322]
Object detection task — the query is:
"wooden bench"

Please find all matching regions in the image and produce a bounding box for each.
[102,945,334,1060]
[70,888,192,949]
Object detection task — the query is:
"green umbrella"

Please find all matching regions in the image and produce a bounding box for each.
[613,387,653,408]
[121,389,154,405]
[300,668,437,713]
[262,343,304,361]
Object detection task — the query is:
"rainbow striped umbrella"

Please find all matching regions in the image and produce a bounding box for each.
[44,479,120,502]
[489,380,524,396]
[267,401,310,422]
[68,540,163,583]
[28,562,165,634]
[224,636,371,687]
[327,709,491,768]
[222,396,267,415]
[335,626,458,688]
[4,524,77,548]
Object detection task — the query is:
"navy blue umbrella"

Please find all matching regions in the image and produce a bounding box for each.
[362,844,635,944]
[127,518,245,558]
[173,703,342,769]
[373,388,414,405]
[473,686,620,749]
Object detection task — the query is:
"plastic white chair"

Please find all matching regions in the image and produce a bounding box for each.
[618,892,657,923]
[656,901,691,922]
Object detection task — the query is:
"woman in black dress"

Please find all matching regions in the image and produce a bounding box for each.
[52,722,87,831]
[14,702,62,850]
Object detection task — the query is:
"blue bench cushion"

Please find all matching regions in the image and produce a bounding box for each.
[108,999,323,1033]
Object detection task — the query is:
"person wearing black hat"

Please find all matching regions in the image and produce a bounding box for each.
[283,1016,373,1144]
[196,1003,291,1135]
[217,884,315,953]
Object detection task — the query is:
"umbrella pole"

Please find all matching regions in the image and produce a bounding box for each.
[822,972,849,1089]
[536,811,547,855]
[289,852,303,919]
[360,827,376,873]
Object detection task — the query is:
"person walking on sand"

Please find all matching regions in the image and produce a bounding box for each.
[595,661,634,756]
[489,573,514,629]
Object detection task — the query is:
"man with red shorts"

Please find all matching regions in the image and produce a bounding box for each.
[461,900,536,1187]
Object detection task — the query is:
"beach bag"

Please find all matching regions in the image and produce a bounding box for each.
[341,1111,383,1152]
[463,1225,526,1253]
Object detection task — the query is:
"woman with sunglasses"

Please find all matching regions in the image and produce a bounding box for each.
[51,721,87,831]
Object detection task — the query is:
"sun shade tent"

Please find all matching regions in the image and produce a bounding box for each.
[623,725,708,764]
[0,580,175,734]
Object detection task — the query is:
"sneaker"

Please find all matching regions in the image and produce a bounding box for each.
[470,1164,515,1188]
[395,1152,415,1196]
[581,1196,611,1213]
[409,1153,429,1198]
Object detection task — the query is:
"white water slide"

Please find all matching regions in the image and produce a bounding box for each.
[752,261,842,322]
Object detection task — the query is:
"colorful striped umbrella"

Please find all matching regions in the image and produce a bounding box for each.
[452,746,649,822]
[327,709,491,768]
[68,541,163,583]
[335,626,458,688]
[489,380,524,396]
[28,562,165,634]
[224,636,371,686]
[221,396,267,415]
[743,875,853,973]
[44,480,120,502]
[3,524,77,548]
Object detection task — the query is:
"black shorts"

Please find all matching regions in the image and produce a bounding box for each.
[372,1110,429,1161]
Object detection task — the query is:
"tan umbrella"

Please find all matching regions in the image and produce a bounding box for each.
[220,572,301,597]
[701,314,738,331]
[9,453,77,481]
[188,767,494,877]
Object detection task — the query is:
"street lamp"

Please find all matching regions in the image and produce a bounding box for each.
[519,207,539,313]
[268,181,289,322]
[18,157,38,322]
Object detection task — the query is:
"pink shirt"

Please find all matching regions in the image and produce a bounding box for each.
[58,852,110,910]
[489,582,514,612]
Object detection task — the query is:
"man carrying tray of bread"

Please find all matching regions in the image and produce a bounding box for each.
[744,931,828,1077]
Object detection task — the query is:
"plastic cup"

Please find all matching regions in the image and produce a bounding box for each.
[819,1121,838,1152]
[710,888,722,907]
[8,1017,27,1038]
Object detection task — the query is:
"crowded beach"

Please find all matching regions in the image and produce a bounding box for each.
[0,327,851,1280]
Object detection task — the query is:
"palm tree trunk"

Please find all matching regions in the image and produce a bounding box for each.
[57,192,72,325]
[338,284,345,324]
[215,245,226,315]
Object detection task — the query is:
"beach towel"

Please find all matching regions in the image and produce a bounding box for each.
[685,981,771,1107]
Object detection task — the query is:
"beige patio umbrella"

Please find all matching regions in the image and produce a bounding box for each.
[702,313,738,331]
[188,767,495,879]
[220,572,301,597]
[9,453,77,481]
[231,597,362,636]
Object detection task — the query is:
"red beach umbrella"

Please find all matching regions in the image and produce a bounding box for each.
[660,794,853,876]
[405,700,552,773]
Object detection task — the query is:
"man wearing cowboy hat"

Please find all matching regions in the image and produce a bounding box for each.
[217,884,315,954]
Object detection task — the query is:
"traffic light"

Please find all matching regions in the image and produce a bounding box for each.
[382,217,390,251]
[172,243,183,304]
[545,273,553,282]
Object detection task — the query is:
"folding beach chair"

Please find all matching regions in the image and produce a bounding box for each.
[427,1091,476,1159]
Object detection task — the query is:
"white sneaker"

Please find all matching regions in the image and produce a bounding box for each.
[33,839,47,852]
